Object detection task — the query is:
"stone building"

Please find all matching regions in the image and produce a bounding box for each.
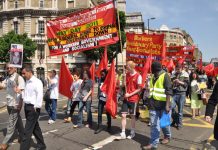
[0,0,99,79]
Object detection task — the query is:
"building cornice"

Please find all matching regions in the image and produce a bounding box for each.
[0,8,82,18]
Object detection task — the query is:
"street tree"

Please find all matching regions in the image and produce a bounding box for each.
[84,11,126,63]
[0,31,37,63]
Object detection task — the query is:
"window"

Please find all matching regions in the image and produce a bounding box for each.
[38,21,44,34]
[15,0,18,8]
[14,21,18,34]
[37,44,45,59]
[39,0,44,8]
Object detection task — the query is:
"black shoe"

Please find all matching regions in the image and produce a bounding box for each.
[136,112,140,120]
[171,122,176,127]
[94,126,103,134]
[107,126,112,133]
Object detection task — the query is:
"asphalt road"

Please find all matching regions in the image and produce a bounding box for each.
[0,91,217,150]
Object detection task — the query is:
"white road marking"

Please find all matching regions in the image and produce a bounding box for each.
[83,135,120,150]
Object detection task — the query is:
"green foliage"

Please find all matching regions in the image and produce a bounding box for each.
[0,31,37,62]
[84,11,126,62]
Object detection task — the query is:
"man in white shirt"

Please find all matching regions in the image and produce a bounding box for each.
[20,65,46,150]
[45,70,59,124]
[0,64,25,150]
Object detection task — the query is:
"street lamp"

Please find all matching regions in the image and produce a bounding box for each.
[147,17,155,34]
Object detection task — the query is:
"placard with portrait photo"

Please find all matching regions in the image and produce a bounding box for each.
[9,44,23,68]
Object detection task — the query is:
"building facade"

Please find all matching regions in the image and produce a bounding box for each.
[0,0,99,79]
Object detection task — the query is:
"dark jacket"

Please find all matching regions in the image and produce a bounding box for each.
[148,70,173,110]
[205,81,218,140]
[171,70,189,95]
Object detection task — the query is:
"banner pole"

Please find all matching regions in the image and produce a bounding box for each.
[114,0,126,91]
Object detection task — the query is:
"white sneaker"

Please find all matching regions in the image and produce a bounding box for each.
[120,132,126,139]
[48,119,52,124]
[48,120,55,124]
[127,131,135,139]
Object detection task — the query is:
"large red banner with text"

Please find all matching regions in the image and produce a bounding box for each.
[47,1,119,56]
[126,33,164,71]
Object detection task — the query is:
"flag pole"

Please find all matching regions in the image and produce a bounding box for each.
[114,0,126,89]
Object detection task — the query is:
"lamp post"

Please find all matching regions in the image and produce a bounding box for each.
[147,17,155,34]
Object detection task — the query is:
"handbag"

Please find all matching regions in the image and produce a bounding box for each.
[160,111,171,128]
[43,89,51,101]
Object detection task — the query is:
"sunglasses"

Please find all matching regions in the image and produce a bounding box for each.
[7,67,13,70]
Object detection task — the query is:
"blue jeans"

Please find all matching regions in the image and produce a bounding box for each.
[171,94,186,127]
[45,99,57,121]
[149,110,171,148]
[77,101,92,126]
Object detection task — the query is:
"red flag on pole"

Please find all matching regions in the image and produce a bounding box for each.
[166,58,175,72]
[141,56,152,87]
[161,41,167,60]
[96,47,108,77]
[177,56,186,65]
[203,63,214,76]
[59,57,73,99]
[101,60,117,118]
[89,61,95,97]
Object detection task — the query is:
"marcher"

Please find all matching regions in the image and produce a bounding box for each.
[190,72,203,119]
[45,70,59,124]
[95,69,112,134]
[73,70,93,128]
[20,65,46,150]
[171,64,189,130]
[205,79,218,140]
[64,71,83,123]
[120,61,142,139]
[143,61,172,150]
[0,64,25,150]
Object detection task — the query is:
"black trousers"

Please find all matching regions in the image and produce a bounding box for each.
[68,101,80,118]
[20,104,46,150]
[214,116,218,140]
[97,100,111,127]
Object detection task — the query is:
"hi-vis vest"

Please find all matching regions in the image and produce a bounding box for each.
[149,72,166,101]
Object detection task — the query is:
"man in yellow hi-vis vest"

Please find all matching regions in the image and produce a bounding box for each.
[143,61,173,150]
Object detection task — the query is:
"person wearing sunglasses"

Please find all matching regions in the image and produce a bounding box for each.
[0,64,25,150]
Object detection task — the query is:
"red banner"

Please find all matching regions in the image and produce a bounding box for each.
[47,1,119,56]
[126,33,164,71]
[166,46,195,63]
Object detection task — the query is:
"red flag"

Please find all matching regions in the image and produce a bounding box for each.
[59,57,73,99]
[203,63,214,76]
[101,60,117,118]
[161,41,167,60]
[141,56,152,87]
[89,61,95,97]
[166,58,175,72]
[177,56,186,65]
[96,47,108,77]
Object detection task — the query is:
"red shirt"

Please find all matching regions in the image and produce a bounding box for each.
[126,72,141,102]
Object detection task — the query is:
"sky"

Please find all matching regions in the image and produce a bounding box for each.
[126,0,218,62]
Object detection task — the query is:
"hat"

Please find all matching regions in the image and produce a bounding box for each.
[151,61,162,73]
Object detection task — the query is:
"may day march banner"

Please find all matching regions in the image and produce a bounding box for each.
[10,44,23,68]
[47,1,119,56]
[126,32,164,72]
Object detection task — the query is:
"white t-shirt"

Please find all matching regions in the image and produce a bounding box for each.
[49,75,59,99]
[70,79,83,101]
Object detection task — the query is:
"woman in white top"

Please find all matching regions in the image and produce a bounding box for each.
[45,70,59,124]
[64,71,83,123]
